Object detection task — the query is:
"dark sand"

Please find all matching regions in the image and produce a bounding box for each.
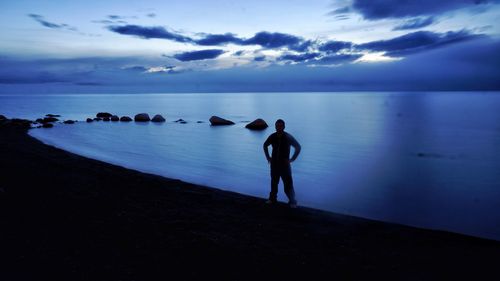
[1,119,500,280]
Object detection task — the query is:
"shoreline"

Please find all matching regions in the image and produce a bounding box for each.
[1,118,500,280]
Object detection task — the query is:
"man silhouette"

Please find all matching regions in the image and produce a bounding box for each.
[263,119,301,208]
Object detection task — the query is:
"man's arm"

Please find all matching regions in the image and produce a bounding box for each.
[263,135,273,162]
[289,134,301,162]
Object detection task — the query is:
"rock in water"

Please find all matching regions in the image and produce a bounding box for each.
[86,118,93,123]
[96,112,113,118]
[120,116,132,122]
[111,115,119,121]
[103,117,110,121]
[63,120,76,124]
[209,116,235,126]
[151,114,166,122]
[42,123,53,128]
[134,113,151,122]
[45,114,61,118]
[41,117,58,123]
[245,118,268,130]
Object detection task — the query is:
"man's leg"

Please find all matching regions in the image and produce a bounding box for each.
[282,163,296,205]
[269,164,280,202]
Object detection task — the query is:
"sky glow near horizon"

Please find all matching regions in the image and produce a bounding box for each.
[1,0,500,92]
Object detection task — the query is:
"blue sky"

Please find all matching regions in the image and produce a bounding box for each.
[1,0,499,93]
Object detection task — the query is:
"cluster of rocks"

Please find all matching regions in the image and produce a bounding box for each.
[209,116,268,130]
[2,112,270,131]
[86,113,166,123]
[88,112,120,122]
[32,114,77,128]
[83,114,269,130]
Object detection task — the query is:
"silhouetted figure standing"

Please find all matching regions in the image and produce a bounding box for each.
[263,119,301,208]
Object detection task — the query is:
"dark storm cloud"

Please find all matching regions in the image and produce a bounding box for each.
[357,30,484,56]
[194,33,243,45]
[348,0,499,19]
[107,25,310,50]
[278,53,320,62]
[195,31,309,50]
[393,17,436,30]
[28,14,77,31]
[318,41,353,53]
[173,49,225,61]
[242,32,303,49]
[107,25,193,43]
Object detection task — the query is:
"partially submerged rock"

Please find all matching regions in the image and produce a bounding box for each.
[120,116,132,122]
[42,123,53,128]
[41,117,58,123]
[63,120,76,124]
[209,116,235,126]
[45,114,61,118]
[103,117,110,122]
[134,113,150,122]
[245,118,268,130]
[96,112,113,118]
[111,115,119,121]
[93,117,102,121]
[86,118,93,123]
[151,114,166,122]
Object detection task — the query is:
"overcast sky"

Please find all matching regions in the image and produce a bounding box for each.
[1,0,499,93]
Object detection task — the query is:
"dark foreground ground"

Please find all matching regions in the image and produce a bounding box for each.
[1,119,500,280]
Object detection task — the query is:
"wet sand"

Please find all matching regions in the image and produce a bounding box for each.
[1,118,499,280]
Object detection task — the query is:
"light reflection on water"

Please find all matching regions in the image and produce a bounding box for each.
[1,92,499,240]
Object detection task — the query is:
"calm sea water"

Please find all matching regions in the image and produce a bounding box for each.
[1,92,500,240]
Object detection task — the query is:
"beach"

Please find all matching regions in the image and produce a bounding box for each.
[1,118,500,280]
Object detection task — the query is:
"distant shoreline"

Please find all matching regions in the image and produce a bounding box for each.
[1,118,500,280]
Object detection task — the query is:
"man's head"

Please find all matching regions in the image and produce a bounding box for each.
[275,119,285,134]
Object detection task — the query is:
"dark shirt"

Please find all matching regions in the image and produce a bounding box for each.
[263,132,301,163]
